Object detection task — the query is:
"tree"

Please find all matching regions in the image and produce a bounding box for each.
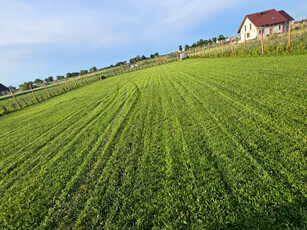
[197,39,204,46]
[130,58,136,64]
[141,55,147,60]
[19,81,33,91]
[80,70,88,75]
[19,83,29,91]
[191,43,197,48]
[56,75,65,80]
[115,61,127,67]
[154,52,159,57]
[89,66,97,72]
[135,55,141,62]
[34,78,43,85]
[185,44,190,51]
[8,86,16,91]
[44,78,50,83]
[212,37,217,43]
[48,76,54,82]
[66,72,79,78]
[150,54,155,59]
[218,35,226,41]
[178,45,183,51]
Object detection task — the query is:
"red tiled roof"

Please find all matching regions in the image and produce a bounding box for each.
[238,9,294,33]
[278,10,294,21]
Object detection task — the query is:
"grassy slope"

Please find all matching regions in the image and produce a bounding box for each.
[0,55,306,229]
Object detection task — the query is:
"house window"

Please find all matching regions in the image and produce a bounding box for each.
[244,25,246,31]
[247,33,250,38]
[279,25,281,30]
[272,16,276,20]
[250,23,252,30]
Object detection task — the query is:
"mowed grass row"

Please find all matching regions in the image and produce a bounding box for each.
[0,55,306,229]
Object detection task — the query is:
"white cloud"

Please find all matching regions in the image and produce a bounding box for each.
[0,0,242,86]
[0,0,129,46]
[126,0,242,36]
[0,0,240,46]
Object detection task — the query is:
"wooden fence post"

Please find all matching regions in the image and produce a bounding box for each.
[261,28,264,55]
[86,78,89,84]
[288,22,292,51]
[231,38,234,57]
[208,44,211,57]
[44,83,51,97]
[29,84,38,102]
[9,88,21,109]
[215,43,217,57]
[56,81,62,93]
[65,79,71,90]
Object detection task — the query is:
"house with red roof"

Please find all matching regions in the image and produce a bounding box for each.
[238,9,294,42]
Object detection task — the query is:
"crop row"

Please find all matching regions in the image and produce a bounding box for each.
[0,55,306,229]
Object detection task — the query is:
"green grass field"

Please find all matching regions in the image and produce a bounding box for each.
[0,55,306,229]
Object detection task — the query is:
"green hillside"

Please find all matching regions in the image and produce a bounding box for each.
[0,55,306,229]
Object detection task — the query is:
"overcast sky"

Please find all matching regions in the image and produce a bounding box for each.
[0,0,306,87]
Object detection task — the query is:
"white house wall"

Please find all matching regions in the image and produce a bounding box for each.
[261,23,288,37]
[0,90,9,96]
[240,18,257,41]
[240,19,289,41]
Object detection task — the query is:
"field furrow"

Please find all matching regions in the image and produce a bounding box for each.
[0,55,306,229]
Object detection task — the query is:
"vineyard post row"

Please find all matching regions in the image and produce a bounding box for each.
[3,52,179,114]
[186,23,306,58]
[2,23,305,114]
[6,75,101,113]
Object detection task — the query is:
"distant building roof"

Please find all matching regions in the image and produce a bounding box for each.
[278,10,294,21]
[238,9,294,33]
[0,83,9,92]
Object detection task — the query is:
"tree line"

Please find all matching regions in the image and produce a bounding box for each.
[17,66,98,91]
[12,48,164,92]
[14,49,163,92]
[178,35,227,51]
[129,53,159,64]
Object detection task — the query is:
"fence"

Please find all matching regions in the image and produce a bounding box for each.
[1,23,306,115]
[0,52,179,115]
[0,74,102,115]
[100,52,178,77]
[185,23,306,59]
